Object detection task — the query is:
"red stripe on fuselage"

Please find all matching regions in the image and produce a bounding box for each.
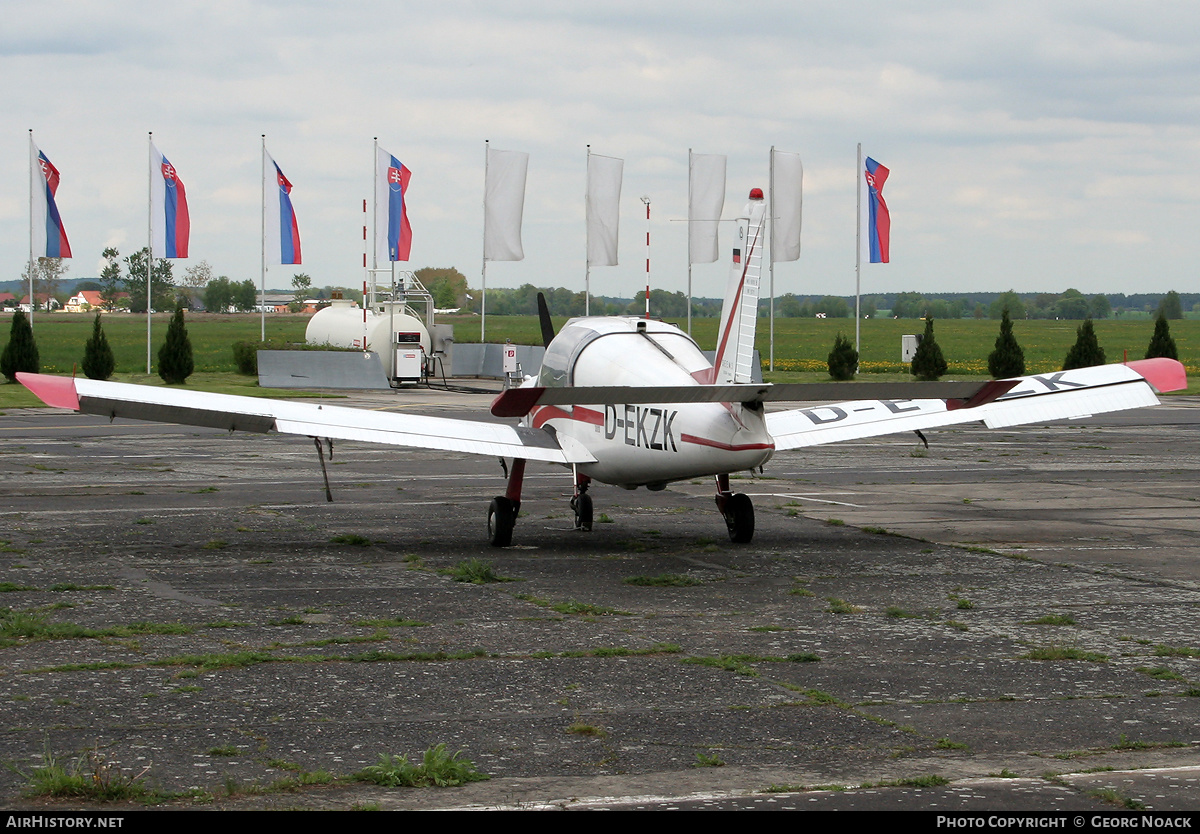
[531,405,604,429]
[679,433,774,452]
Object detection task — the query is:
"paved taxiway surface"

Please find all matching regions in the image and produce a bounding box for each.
[2,385,1199,810]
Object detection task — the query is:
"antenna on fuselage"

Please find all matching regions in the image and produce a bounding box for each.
[536,291,556,348]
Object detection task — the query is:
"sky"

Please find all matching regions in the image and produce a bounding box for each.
[3,0,1199,301]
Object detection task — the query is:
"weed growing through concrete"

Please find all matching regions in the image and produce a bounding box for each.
[352,744,489,788]
[16,743,154,802]
[1136,667,1186,681]
[693,752,725,768]
[826,597,861,614]
[624,574,701,587]
[443,558,514,584]
[1021,646,1108,662]
[1024,614,1076,626]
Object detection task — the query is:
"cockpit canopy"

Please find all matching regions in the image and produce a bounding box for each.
[538,317,712,389]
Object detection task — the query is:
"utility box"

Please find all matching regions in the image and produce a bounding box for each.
[393,332,424,383]
[902,334,923,362]
[429,324,454,379]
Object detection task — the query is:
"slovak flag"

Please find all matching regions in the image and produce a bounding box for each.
[151,144,189,259]
[264,149,301,264]
[31,142,72,259]
[863,156,890,263]
[375,146,412,263]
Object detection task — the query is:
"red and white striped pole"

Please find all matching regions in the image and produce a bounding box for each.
[641,196,651,318]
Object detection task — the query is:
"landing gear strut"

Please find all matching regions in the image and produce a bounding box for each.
[489,458,525,547]
[715,473,754,543]
[570,471,593,531]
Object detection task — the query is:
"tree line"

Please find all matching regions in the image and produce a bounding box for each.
[9,257,1194,324]
[823,308,1181,384]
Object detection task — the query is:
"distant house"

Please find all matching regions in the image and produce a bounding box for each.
[0,292,15,309]
[65,290,104,312]
[19,294,60,313]
[64,290,128,312]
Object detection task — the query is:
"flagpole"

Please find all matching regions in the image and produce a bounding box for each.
[584,145,591,317]
[769,146,775,373]
[260,136,267,341]
[372,138,379,358]
[372,138,379,273]
[641,197,651,318]
[686,149,693,336]
[28,130,35,330]
[481,139,488,343]
[147,132,154,375]
[855,142,862,360]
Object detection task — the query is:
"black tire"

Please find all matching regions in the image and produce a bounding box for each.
[488,497,516,547]
[573,493,593,532]
[724,493,754,543]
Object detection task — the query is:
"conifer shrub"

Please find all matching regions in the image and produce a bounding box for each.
[81,314,115,380]
[827,332,858,380]
[1144,312,1178,361]
[157,307,194,384]
[910,317,947,381]
[987,308,1025,378]
[1,310,39,383]
[1062,318,1106,370]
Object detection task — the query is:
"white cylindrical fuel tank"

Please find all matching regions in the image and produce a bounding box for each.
[305,300,430,355]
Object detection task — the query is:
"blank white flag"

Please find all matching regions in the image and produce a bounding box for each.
[587,153,623,266]
[689,153,726,264]
[484,148,528,261]
[771,149,803,263]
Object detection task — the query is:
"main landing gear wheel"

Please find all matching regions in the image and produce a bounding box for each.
[571,493,593,531]
[723,493,754,543]
[488,497,517,547]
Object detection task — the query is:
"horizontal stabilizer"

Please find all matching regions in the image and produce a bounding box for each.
[491,380,1007,417]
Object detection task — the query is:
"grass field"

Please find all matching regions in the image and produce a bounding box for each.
[1,311,1196,409]
[443,313,1200,376]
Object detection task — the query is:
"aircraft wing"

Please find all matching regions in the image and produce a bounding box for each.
[15,373,596,465]
[764,358,1187,451]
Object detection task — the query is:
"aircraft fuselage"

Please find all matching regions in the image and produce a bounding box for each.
[521,316,774,488]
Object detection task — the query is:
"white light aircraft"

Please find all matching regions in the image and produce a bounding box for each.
[17,188,1187,546]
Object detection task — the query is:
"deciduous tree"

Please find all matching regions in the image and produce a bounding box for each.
[123,248,175,313]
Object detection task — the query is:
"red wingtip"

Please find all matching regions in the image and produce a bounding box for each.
[16,373,80,410]
[1125,357,1188,393]
[490,387,545,418]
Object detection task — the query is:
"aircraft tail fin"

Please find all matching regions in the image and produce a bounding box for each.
[710,188,766,384]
